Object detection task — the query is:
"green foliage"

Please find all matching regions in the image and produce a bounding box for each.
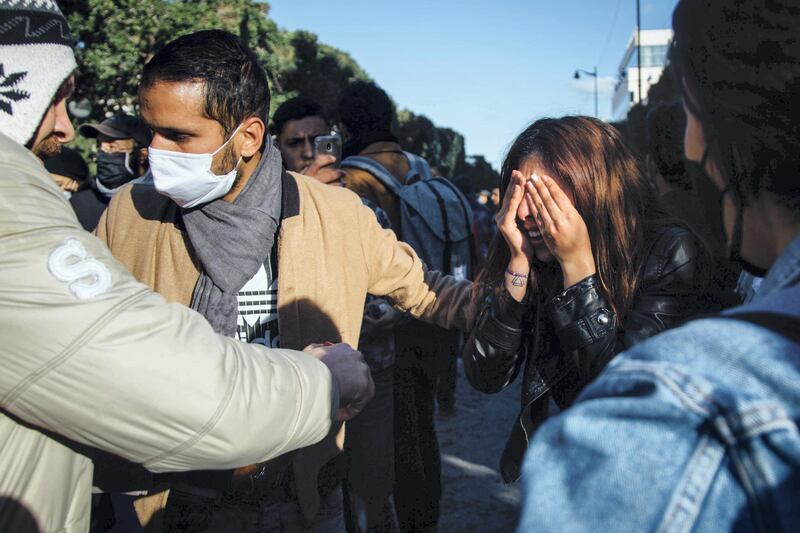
[458,155,499,191]
[272,30,370,117]
[397,109,467,178]
[394,108,498,187]
[62,0,498,185]
[63,0,282,119]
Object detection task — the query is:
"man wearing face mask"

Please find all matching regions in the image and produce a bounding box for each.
[67,114,152,231]
[95,29,475,531]
[0,2,375,532]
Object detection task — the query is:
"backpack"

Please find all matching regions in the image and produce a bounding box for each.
[342,152,474,280]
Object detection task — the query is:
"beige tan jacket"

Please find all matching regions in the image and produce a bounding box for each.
[0,133,335,533]
[97,170,477,521]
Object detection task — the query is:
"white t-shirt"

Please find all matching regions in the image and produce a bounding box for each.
[236,260,279,347]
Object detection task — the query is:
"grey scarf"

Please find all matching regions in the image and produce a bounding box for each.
[183,142,283,337]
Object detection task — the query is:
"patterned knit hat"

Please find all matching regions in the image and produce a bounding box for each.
[0,0,76,146]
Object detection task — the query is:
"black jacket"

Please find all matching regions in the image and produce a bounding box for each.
[462,224,714,482]
[69,186,109,232]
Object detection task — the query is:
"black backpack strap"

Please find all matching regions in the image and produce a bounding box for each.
[422,180,452,274]
[424,176,476,278]
[721,312,800,344]
[449,181,477,278]
[444,178,478,279]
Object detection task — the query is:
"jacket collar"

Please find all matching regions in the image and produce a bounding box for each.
[281,170,300,220]
[757,232,800,297]
[358,141,404,156]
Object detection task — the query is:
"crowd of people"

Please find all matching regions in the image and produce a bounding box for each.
[1,0,799,532]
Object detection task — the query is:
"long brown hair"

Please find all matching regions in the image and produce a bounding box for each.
[477,116,657,322]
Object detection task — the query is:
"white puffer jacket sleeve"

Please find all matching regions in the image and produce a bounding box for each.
[0,134,334,473]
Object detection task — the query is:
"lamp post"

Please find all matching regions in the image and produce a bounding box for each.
[574,66,598,118]
[636,0,642,104]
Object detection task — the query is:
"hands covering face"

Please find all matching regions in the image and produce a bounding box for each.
[523,173,592,270]
[496,170,536,265]
[498,170,596,290]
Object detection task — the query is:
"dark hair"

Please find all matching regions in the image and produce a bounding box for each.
[646,101,690,189]
[671,0,800,210]
[271,96,326,137]
[478,116,658,322]
[140,30,270,136]
[337,81,395,137]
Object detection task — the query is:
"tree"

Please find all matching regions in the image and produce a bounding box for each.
[458,155,500,191]
[61,0,498,178]
[274,30,370,117]
[63,0,283,120]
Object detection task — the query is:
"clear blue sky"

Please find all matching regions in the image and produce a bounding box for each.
[268,0,679,169]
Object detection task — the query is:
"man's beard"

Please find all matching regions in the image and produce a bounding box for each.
[32,135,62,159]
[211,142,243,189]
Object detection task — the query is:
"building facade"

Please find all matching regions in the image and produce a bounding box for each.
[612,28,672,121]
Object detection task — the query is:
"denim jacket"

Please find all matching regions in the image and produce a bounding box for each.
[518,233,800,533]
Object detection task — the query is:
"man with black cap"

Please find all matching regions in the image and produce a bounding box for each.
[0,2,373,531]
[69,113,151,230]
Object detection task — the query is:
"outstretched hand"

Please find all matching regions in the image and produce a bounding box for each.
[304,342,374,421]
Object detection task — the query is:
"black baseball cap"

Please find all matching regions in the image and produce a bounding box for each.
[78,114,152,146]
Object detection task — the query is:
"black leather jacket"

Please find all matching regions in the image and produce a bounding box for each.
[462,225,715,482]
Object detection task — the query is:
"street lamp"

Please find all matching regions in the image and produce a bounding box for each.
[574,66,598,118]
[636,0,642,104]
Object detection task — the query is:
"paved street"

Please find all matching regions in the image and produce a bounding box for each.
[436,360,522,532]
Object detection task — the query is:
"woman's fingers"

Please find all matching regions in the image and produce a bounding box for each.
[523,190,539,225]
[542,175,573,212]
[499,184,521,224]
[498,171,525,223]
[529,174,563,221]
[525,180,554,232]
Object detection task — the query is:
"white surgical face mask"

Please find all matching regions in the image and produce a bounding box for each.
[148,125,243,208]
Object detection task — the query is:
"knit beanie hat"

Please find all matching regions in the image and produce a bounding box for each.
[0,1,76,146]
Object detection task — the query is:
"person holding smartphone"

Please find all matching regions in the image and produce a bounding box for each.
[0,5,372,532]
[461,116,717,483]
[275,94,402,531]
[272,96,344,184]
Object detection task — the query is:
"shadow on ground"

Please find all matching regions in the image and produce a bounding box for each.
[436,359,522,532]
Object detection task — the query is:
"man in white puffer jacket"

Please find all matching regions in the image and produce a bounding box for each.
[0,2,372,531]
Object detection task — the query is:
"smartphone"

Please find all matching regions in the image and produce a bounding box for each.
[313,135,342,168]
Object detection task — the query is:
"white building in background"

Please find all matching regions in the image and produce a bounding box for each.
[612,28,672,121]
